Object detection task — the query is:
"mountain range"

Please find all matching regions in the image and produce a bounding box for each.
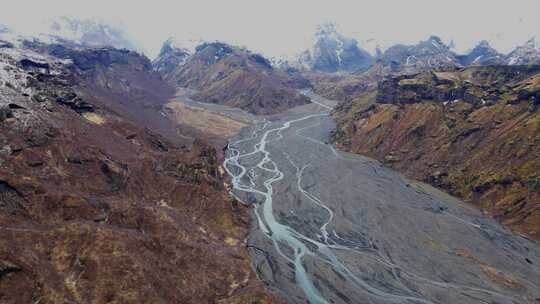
[1,14,540,303]
[154,41,310,115]
[3,17,540,76]
[0,17,140,52]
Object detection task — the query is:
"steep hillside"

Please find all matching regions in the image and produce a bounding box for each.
[158,42,310,115]
[303,72,376,103]
[0,43,272,303]
[332,66,540,240]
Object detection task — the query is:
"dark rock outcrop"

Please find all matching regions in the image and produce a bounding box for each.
[376,65,540,107]
[332,65,540,240]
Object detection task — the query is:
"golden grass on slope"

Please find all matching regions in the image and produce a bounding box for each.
[518,74,540,91]
[165,101,247,138]
[81,112,106,125]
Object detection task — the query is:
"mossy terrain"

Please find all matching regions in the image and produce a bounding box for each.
[333,65,540,240]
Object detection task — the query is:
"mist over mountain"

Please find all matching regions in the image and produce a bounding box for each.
[1,16,142,53]
[2,3,540,304]
[43,16,141,51]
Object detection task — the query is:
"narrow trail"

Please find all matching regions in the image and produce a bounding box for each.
[224,96,540,304]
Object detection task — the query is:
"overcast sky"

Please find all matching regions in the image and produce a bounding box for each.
[1,0,540,58]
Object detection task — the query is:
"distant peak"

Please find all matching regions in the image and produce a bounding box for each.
[162,35,204,54]
[375,45,384,58]
[477,40,492,48]
[46,16,119,35]
[316,22,338,34]
[158,38,185,57]
[194,41,234,54]
[0,24,9,33]
[427,35,444,45]
[524,37,537,49]
[33,16,141,52]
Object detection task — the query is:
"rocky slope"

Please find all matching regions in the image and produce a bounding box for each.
[0,42,272,303]
[303,72,377,105]
[156,42,310,115]
[297,23,373,73]
[506,38,540,65]
[457,40,506,66]
[332,66,540,240]
[152,36,206,75]
[377,36,461,75]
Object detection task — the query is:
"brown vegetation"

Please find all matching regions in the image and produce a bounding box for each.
[333,66,540,240]
[0,45,273,303]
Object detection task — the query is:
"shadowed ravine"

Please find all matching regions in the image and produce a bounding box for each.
[223,94,540,304]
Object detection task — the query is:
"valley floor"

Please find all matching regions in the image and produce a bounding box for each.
[224,94,540,304]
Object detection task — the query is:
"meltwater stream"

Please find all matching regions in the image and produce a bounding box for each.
[223,96,540,304]
[225,113,332,303]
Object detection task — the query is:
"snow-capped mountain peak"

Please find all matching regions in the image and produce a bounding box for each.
[477,40,491,48]
[506,37,540,65]
[455,40,505,66]
[378,35,461,74]
[38,16,140,51]
[152,36,205,74]
[314,22,342,40]
[160,36,204,55]
[0,24,29,48]
[0,24,9,34]
[297,23,373,73]
[524,37,537,49]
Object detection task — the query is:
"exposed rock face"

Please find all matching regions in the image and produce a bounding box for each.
[303,72,375,103]
[457,40,506,66]
[0,43,272,303]
[332,66,540,240]
[299,23,373,73]
[378,36,461,75]
[374,66,540,106]
[506,38,540,65]
[158,41,310,115]
[152,38,193,75]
